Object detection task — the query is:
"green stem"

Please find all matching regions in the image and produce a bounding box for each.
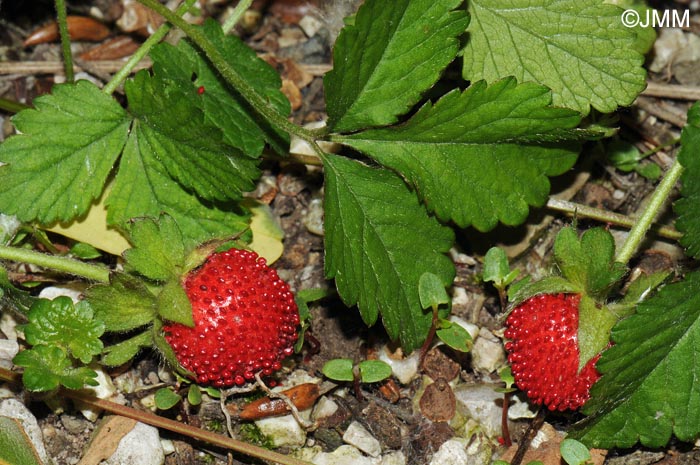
[103,0,197,95]
[221,0,254,34]
[54,0,74,82]
[615,159,684,265]
[136,0,314,142]
[0,97,30,113]
[0,245,109,283]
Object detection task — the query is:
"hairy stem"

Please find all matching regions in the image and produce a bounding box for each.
[103,0,197,95]
[616,159,684,265]
[221,0,254,34]
[136,0,314,142]
[54,0,74,82]
[0,245,109,283]
[0,367,313,465]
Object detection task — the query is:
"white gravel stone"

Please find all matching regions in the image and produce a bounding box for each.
[429,439,469,465]
[103,422,164,465]
[452,384,503,438]
[0,339,19,369]
[255,414,307,447]
[313,396,339,421]
[312,445,375,465]
[0,398,50,464]
[471,327,506,374]
[447,315,479,340]
[78,366,118,421]
[38,283,86,303]
[378,345,420,385]
[342,421,382,457]
[380,451,406,465]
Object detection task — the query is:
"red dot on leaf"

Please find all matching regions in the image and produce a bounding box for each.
[197,86,205,95]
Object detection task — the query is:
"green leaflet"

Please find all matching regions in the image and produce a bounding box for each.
[323,155,454,352]
[0,417,46,465]
[324,0,469,133]
[123,70,258,202]
[338,78,583,231]
[674,103,700,258]
[106,89,250,245]
[150,19,290,156]
[23,297,104,364]
[13,345,98,392]
[571,271,700,448]
[0,80,130,224]
[463,0,646,115]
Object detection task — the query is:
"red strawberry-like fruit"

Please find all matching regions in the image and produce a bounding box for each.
[163,248,299,387]
[504,293,601,411]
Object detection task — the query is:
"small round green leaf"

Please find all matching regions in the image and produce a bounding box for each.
[498,366,515,389]
[436,319,472,353]
[155,388,182,410]
[560,438,592,465]
[358,360,392,383]
[322,358,354,382]
[187,384,202,406]
[69,242,102,260]
[419,272,449,310]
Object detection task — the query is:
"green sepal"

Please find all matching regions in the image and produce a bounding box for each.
[608,270,671,319]
[554,227,627,300]
[124,215,187,281]
[293,288,333,353]
[23,297,104,364]
[102,330,153,367]
[13,345,98,392]
[0,416,46,465]
[577,295,616,371]
[507,276,580,310]
[85,273,158,332]
[152,319,195,379]
[157,279,194,327]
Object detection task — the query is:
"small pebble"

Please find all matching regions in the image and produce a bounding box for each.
[342,421,382,457]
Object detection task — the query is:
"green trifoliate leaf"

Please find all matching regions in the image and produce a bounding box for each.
[323,155,454,352]
[13,345,98,391]
[0,80,130,224]
[553,227,626,300]
[674,103,700,258]
[0,416,46,465]
[150,19,289,156]
[358,360,392,383]
[462,0,646,115]
[102,331,152,367]
[157,279,194,327]
[339,79,585,231]
[106,99,250,246]
[324,0,469,133]
[123,70,258,202]
[419,272,450,310]
[571,271,700,448]
[85,273,157,332]
[23,297,104,364]
[124,215,186,281]
[322,358,354,382]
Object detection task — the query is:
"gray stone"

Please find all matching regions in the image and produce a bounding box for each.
[342,421,382,457]
[0,398,50,464]
[102,422,164,465]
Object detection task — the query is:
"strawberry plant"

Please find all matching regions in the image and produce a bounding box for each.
[1,0,700,460]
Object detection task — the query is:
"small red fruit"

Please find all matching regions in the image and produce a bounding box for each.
[504,293,601,411]
[163,248,299,387]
